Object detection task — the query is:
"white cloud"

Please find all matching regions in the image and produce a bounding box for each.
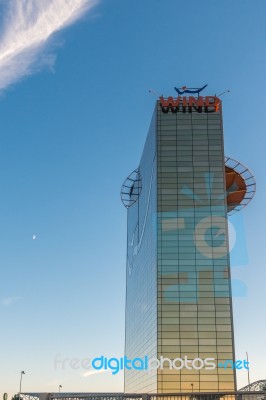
[0,0,99,90]
[1,296,20,306]
[83,369,107,377]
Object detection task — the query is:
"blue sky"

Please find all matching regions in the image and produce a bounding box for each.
[0,0,266,395]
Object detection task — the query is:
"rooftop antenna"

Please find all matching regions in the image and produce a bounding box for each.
[217,89,230,97]
[148,88,160,97]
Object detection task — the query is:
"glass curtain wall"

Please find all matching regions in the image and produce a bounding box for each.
[157,101,236,392]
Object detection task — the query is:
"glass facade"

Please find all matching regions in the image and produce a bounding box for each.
[124,100,236,393]
[125,109,158,392]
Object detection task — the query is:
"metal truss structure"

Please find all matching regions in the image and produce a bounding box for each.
[240,381,266,392]
[121,169,142,208]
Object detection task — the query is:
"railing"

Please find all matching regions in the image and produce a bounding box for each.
[20,391,266,400]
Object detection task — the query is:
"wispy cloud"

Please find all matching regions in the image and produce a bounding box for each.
[83,369,107,377]
[0,0,99,91]
[1,296,20,306]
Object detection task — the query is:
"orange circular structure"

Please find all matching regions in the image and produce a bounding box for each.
[226,166,247,212]
[225,157,256,214]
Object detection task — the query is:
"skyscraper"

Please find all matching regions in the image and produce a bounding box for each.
[121,89,255,393]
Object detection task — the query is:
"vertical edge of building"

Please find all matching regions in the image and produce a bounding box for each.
[124,106,158,393]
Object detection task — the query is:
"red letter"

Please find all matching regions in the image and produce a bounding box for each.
[188,96,204,107]
[205,96,221,112]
